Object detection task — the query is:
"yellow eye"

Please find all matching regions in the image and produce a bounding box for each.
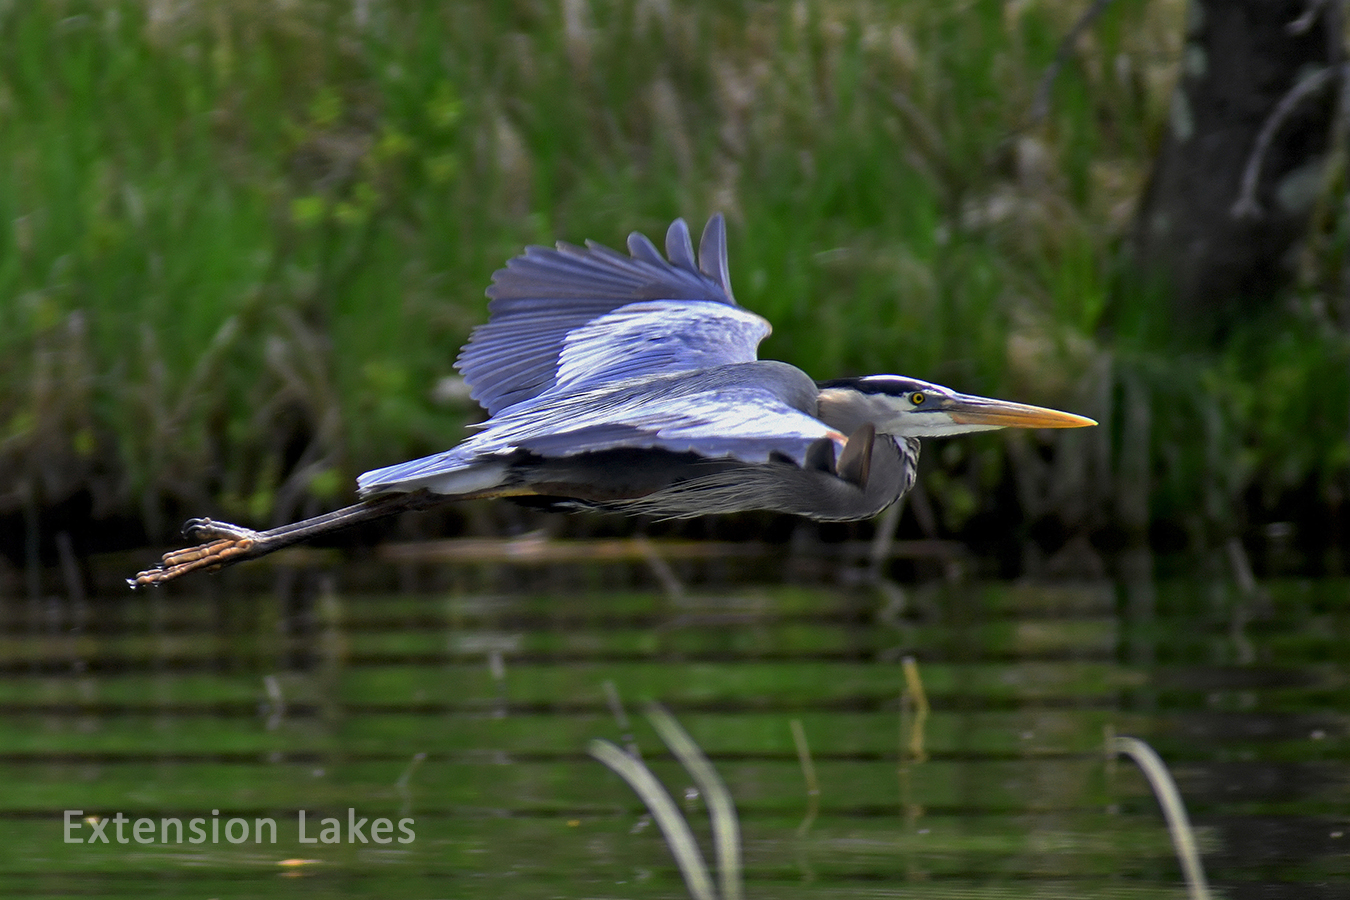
[909,392,925,406]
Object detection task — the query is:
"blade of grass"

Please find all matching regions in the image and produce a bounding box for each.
[1108,732,1211,900]
[646,702,742,900]
[587,738,717,900]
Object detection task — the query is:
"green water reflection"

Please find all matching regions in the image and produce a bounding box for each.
[0,569,1346,898]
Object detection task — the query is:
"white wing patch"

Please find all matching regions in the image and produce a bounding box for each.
[554,301,771,391]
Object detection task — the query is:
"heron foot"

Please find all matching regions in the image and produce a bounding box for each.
[128,519,262,589]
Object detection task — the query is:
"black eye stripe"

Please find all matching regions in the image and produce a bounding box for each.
[818,377,924,395]
[814,376,943,398]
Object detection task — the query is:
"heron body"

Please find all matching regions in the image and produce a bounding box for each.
[131,215,1094,586]
[356,359,918,521]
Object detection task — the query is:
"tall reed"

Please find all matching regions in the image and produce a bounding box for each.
[2,1,1345,565]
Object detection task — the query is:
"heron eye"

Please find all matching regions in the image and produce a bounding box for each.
[909,392,925,406]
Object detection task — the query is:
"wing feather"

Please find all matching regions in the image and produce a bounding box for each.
[501,382,843,465]
[357,363,843,496]
[664,218,698,272]
[456,215,760,415]
[626,231,667,267]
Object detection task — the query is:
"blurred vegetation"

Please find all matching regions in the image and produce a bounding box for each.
[0,0,1346,571]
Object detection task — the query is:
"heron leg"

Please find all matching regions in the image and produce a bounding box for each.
[182,518,261,543]
[129,491,440,589]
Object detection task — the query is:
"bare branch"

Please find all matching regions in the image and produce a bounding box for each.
[1231,63,1346,220]
[1029,0,1118,125]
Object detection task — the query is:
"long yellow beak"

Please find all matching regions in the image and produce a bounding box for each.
[947,395,1097,429]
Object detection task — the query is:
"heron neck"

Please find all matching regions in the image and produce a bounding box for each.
[816,387,892,435]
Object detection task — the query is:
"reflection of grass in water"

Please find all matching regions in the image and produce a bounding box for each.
[2,1,1345,550]
[787,718,819,838]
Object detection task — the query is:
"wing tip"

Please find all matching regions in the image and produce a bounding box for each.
[664,217,695,272]
[697,213,733,303]
[463,213,743,414]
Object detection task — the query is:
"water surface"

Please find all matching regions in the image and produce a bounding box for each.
[0,546,1345,898]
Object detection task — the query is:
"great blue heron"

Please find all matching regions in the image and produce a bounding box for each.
[131,215,1094,587]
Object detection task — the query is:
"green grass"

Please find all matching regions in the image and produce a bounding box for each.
[1,0,1346,563]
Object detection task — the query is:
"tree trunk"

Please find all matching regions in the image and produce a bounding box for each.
[1129,0,1343,329]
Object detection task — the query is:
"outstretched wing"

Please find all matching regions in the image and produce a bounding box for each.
[476,367,839,463]
[456,215,770,416]
[357,363,845,495]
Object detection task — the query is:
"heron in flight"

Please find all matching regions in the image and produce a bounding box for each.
[132,215,1094,587]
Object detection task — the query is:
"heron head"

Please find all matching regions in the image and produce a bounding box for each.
[816,375,1096,438]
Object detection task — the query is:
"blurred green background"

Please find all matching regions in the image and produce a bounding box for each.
[1,0,1347,573]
